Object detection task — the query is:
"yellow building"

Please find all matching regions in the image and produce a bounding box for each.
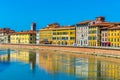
[107,26,120,47]
[101,60,120,80]
[38,51,75,74]
[10,31,36,44]
[39,23,60,44]
[10,50,30,63]
[39,29,53,44]
[89,23,111,46]
[88,25,101,46]
[52,26,75,46]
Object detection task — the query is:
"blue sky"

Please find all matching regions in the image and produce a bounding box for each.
[0,0,120,31]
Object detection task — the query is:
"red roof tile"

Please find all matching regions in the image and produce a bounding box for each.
[77,20,92,25]
[12,30,36,35]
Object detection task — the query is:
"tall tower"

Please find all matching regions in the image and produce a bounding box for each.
[31,22,36,31]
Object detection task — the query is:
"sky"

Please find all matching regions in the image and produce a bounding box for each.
[0,0,120,31]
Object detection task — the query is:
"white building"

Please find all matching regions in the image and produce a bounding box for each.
[76,21,90,46]
[36,30,40,44]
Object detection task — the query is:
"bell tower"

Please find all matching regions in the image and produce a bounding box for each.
[31,22,36,31]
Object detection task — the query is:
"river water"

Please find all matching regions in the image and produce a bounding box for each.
[0,48,119,80]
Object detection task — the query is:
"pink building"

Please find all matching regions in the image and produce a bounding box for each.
[101,30,110,46]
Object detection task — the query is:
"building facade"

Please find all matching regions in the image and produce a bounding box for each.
[4,35,10,43]
[39,23,60,44]
[52,26,75,46]
[36,30,40,44]
[39,29,53,44]
[107,25,120,47]
[101,30,109,46]
[0,28,15,43]
[100,26,112,47]
[88,25,101,46]
[76,21,90,46]
[10,31,36,44]
[88,16,109,46]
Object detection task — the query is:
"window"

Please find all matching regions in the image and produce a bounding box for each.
[70,37,75,40]
[114,38,116,42]
[60,32,62,35]
[118,33,119,36]
[30,38,32,40]
[105,38,107,41]
[114,33,116,36]
[111,33,113,36]
[102,38,104,41]
[70,32,74,34]
[118,39,119,42]
[111,38,113,42]
[93,30,96,33]
[57,32,60,35]
[88,36,92,40]
[102,33,104,37]
[53,32,56,35]
[93,36,96,40]
[63,32,68,35]
[105,33,107,36]
[52,37,56,40]
[62,37,68,40]
[57,37,60,40]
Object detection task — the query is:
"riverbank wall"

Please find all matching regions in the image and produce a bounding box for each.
[0,44,120,58]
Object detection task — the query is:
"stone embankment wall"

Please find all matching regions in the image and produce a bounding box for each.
[0,44,120,57]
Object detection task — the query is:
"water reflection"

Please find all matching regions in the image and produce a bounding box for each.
[0,49,36,71]
[0,49,119,80]
[38,51,120,80]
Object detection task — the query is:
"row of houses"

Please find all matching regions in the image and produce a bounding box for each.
[2,16,120,47]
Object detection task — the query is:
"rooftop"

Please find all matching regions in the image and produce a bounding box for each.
[12,30,36,35]
[77,20,92,25]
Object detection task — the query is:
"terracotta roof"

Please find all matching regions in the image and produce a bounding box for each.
[57,25,75,28]
[108,26,120,30]
[100,26,112,30]
[90,23,113,27]
[40,25,75,31]
[100,22,120,30]
[100,22,111,24]
[77,20,92,25]
[0,30,15,33]
[0,31,6,33]
[0,28,15,33]
[9,30,15,32]
[12,30,36,35]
